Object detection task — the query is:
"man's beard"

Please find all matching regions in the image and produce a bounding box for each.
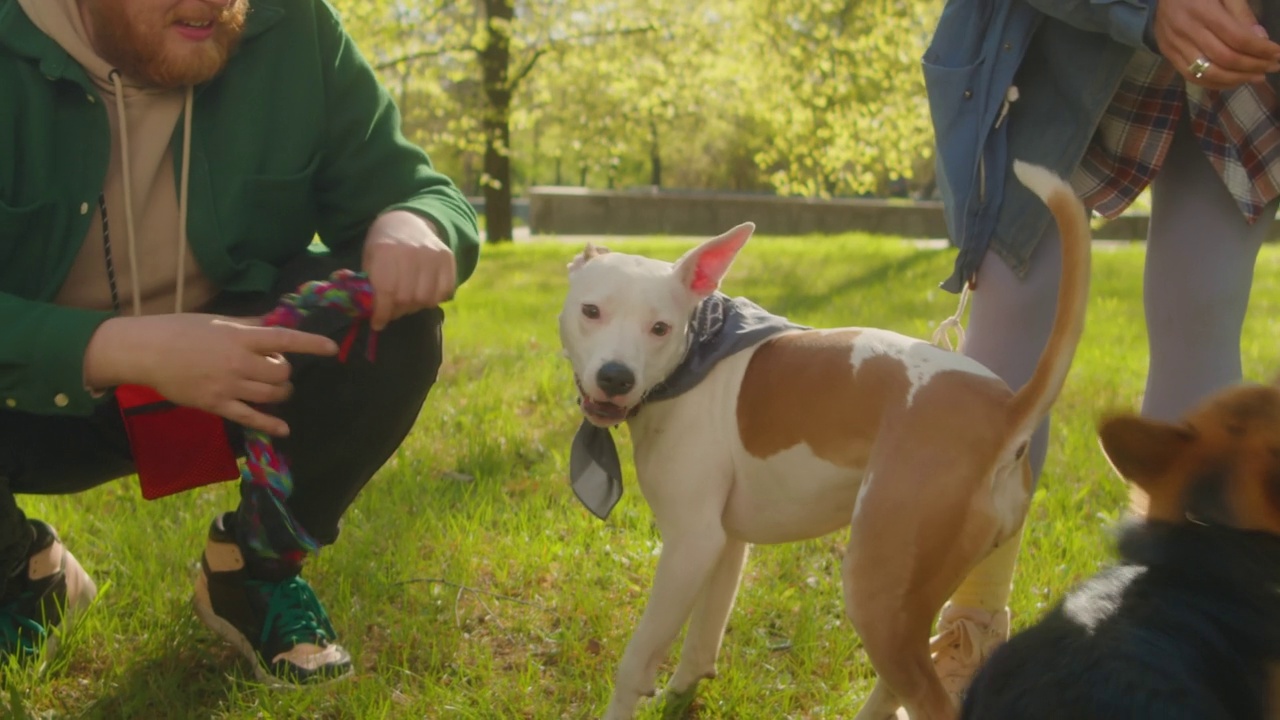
[87,0,248,89]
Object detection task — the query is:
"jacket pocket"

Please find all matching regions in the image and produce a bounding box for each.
[0,199,51,266]
[0,198,47,237]
[922,58,985,146]
[228,155,321,264]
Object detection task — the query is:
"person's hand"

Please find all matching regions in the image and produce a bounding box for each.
[83,314,339,436]
[1153,0,1280,89]
[362,209,456,331]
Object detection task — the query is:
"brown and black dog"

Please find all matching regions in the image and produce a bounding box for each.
[960,381,1280,719]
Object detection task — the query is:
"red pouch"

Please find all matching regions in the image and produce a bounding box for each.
[115,384,241,500]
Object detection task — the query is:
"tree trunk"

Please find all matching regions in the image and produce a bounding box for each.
[480,0,514,243]
[531,121,540,186]
[649,119,662,188]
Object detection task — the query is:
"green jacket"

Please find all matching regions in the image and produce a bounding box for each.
[0,0,480,416]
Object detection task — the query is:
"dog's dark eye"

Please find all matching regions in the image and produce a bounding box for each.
[651,322,671,337]
[582,304,600,319]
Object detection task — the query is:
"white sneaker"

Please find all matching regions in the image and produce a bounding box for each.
[929,603,1010,704]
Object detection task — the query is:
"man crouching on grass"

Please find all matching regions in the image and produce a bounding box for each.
[0,0,479,683]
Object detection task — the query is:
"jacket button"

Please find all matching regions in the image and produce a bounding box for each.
[963,89,973,99]
[54,393,69,407]
[4,399,14,408]
[86,94,96,104]
[80,202,89,215]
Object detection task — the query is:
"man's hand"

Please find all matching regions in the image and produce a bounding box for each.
[1153,0,1280,89]
[362,210,456,331]
[83,314,339,436]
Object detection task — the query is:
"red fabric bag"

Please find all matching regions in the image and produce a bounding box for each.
[115,384,241,500]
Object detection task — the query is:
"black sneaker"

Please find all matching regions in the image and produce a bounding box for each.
[192,513,352,684]
[0,520,96,661]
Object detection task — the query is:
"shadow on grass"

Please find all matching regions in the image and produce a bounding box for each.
[77,639,242,720]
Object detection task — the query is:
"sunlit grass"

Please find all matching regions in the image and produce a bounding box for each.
[9,234,1280,718]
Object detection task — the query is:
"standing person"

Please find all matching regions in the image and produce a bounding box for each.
[921,0,1280,703]
[0,0,480,683]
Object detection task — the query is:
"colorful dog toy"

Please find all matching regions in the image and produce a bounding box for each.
[239,269,377,559]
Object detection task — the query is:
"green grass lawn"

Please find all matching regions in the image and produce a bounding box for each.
[10,235,1280,719]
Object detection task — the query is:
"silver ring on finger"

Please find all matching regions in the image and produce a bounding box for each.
[1188,55,1211,79]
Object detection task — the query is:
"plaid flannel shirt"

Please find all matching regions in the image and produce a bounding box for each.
[1071,49,1280,223]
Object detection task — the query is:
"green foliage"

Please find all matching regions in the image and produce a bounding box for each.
[331,0,943,198]
[747,0,941,197]
[4,683,32,720]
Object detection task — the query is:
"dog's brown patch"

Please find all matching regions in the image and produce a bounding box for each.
[1101,384,1280,535]
[737,331,1010,466]
[737,331,886,466]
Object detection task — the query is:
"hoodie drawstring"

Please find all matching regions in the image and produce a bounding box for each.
[107,70,192,316]
[107,70,141,317]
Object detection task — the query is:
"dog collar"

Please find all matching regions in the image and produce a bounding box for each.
[569,293,807,520]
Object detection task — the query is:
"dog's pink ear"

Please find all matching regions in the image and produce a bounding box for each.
[568,243,611,273]
[1098,414,1194,490]
[674,222,754,297]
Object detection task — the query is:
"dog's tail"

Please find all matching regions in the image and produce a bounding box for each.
[1002,160,1091,449]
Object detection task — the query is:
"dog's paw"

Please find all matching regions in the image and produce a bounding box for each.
[657,685,700,720]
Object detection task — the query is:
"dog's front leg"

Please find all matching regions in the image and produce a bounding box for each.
[662,537,749,711]
[604,526,730,720]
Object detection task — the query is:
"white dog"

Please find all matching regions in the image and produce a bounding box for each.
[558,161,1091,720]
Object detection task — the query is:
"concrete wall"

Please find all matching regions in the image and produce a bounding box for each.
[468,196,531,225]
[527,186,950,239]
[525,186,1272,241]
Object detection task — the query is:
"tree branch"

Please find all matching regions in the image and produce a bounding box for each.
[510,23,657,90]
[376,22,659,79]
[375,43,479,71]
[508,47,547,88]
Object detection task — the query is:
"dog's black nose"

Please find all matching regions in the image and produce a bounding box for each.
[597,362,636,397]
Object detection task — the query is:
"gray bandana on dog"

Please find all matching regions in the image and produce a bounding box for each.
[570,293,808,520]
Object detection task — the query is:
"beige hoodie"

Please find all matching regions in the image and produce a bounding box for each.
[20,0,218,315]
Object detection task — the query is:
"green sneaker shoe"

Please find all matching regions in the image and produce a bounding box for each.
[193,513,352,685]
[0,520,96,661]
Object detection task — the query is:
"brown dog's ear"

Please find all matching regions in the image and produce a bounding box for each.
[1098,414,1195,492]
[568,243,611,273]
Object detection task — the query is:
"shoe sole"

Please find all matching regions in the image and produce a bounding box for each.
[192,573,353,687]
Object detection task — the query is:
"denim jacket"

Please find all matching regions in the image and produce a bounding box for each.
[925,0,1157,291]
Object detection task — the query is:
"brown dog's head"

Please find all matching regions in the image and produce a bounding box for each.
[1099,382,1280,535]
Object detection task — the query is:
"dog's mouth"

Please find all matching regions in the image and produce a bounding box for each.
[575,376,631,426]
